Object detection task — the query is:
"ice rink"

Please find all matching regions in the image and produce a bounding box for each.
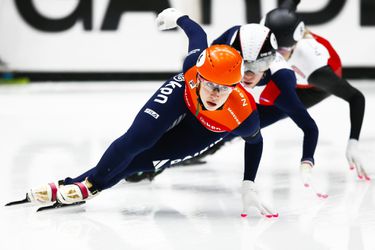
[0,81,374,250]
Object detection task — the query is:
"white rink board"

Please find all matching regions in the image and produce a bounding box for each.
[0,0,374,71]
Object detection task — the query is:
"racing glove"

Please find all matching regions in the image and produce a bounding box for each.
[241,180,278,218]
[156,8,186,30]
[346,139,370,181]
[300,161,328,199]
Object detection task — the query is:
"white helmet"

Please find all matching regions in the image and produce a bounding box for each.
[230,23,278,73]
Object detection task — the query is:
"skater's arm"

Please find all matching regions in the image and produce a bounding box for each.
[308,66,365,139]
[211,26,241,45]
[273,69,319,163]
[156,8,208,72]
[232,110,263,181]
[177,16,209,73]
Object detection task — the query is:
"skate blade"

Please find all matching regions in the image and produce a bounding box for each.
[37,201,86,212]
[5,195,30,206]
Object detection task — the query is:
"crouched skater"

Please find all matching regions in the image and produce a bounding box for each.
[11,9,278,218]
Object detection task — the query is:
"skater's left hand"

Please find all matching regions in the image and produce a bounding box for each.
[300,161,328,199]
[346,139,370,181]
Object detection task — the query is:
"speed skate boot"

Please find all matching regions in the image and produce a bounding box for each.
[27,181,63,204]
[57,178,99,204]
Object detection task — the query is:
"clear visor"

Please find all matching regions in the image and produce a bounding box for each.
[202,81,235,93]
[243,54,276,73]
[198,75,236,93]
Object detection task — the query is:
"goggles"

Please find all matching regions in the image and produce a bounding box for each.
[198,75,236,93]
[202,81,236,93]
[243,54,276,73]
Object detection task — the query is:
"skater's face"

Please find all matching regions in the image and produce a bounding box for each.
[198,75,235,111]
[240,55,273,89]
[241,70,265,89]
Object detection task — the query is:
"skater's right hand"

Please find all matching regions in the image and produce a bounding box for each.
[241,180,278,218]
[156,8,186,30]
[346,139,370,181]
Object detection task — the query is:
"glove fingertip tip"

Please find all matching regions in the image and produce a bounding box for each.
[304,183,310,188]
[273,213,279,218]
[240,213,247,218]
[316,193,328,199]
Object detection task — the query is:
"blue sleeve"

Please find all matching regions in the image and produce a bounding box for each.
[272,69,319,163]
[231,110,263,181]
[211,26,241,45]
[176,16,208,73]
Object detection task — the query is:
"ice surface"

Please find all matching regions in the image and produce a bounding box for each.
[0,81,374,250]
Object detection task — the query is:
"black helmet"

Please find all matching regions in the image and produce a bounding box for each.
[261,8,305,48]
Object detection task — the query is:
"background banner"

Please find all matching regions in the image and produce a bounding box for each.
[0,0,374,79]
